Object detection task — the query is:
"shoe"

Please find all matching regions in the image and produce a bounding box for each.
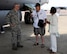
[1,31,5,34]
[50,52,56,54]
[17,45,23,48]
[47,48,52,52]
[12,47,18,50]
[50,50,56,54]
[41,44,45,48]
[12,44,18,50]
[17,42,23,48]
[34,43,39,46]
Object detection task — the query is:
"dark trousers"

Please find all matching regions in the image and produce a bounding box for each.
[0,26,4,31]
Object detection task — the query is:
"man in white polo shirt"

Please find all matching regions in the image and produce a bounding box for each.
[32,3,47,48]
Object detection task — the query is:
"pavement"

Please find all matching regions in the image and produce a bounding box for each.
[0,16,67,54]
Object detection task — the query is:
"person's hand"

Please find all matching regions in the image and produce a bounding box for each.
[44,23,46,26]
[47,21,50,24]
[10,23,15,27]
[45,19,50,24]
[48,22,50,24]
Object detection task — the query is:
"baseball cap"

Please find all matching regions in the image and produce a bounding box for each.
[35,3,40,7]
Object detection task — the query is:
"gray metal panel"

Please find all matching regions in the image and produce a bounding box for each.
[0,10,9,25]
[0,0,48,9]
[0,0,48,4]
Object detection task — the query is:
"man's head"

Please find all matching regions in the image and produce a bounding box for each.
[35,3,41,12]
[13,3,20,11]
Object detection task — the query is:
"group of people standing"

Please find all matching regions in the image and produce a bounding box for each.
[31,3,59,54]
[6,3,59,54]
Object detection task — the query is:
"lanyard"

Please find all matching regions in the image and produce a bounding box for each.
[36,12,39,20]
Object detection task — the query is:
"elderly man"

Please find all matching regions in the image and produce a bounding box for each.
[6,3,23,50]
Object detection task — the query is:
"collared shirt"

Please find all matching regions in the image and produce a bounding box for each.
[32,9,47,28]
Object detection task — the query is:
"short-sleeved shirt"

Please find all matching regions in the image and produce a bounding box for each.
[32,9,47,28]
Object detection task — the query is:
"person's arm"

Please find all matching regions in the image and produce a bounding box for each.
[6,11,12,24]
[44,19,50,26]
[46,20,50,24]
[20,11,22,21]
[30,10,35,18]
[30,11,34,19]
[6,11,15,27]
[43,11,50,25]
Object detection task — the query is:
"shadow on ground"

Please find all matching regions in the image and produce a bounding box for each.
[0,23,67,54]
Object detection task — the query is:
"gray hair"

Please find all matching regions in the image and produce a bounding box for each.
[13,3,20,8]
